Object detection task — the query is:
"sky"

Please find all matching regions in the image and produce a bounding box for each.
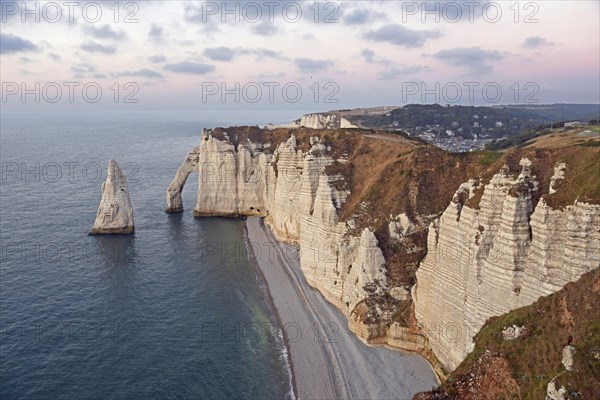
[1,0,599,112]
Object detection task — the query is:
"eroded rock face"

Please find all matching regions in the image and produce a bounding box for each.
[90,160,134,235]
[414,160,600,370]
[194,129,271,217]
[390,286,409,301]
[175,129,387,321]
[549,162,567,195]
[388,213,415,241]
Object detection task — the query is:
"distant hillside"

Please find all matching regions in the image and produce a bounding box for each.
[502,103,600,122]
[487,124,600,150]
[340,104,600,140]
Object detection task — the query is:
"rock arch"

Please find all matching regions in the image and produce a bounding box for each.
[165,146,200,213]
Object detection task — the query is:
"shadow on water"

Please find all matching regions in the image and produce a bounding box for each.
[92,234,143,295]
[166,211,210,261]
[166,212,185,242]
[89,233,157,335]
[93,234,139,269]
[166,212,195,259]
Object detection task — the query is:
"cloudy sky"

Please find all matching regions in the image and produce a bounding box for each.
[1,0,599,112]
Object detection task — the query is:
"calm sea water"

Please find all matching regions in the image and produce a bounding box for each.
[0,111,299,399]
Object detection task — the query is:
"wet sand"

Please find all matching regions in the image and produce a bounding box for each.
[245,217,438,400]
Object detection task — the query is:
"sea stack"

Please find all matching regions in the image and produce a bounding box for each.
[90,160,135,235]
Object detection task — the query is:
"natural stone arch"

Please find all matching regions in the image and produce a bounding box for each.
[165,146,200,213]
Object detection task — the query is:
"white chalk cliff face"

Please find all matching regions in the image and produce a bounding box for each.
[168,129,387,319]
[193,129,271,217]
[168,130,599,374]
[90,160,135,235]
[413,160,600,370]
[300,113,357,129]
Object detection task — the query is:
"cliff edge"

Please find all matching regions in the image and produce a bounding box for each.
[167,125,599,380]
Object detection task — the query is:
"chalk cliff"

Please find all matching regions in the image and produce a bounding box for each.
[90,160,134,235]
[167,128,389,314]
[167,126,600,377]
[300,113,358,129]
[193,129,271,217]
[413,161,600,370]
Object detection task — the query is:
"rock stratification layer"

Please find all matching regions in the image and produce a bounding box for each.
[413,162,600,370]
[90,160,135,235]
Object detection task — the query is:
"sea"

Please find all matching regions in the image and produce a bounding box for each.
[0,111,301,399]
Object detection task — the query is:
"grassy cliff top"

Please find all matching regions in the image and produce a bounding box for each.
[465,127,600,209]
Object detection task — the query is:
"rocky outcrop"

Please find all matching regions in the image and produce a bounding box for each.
[413,160,600,370]
[340,118,358,129]
[546,381,567,400]
[562,345,575,371]
[501,324,525,340]
[542,345,578,399]
[90,160,134,235]
[389,213,415,240]
[549,162,566,195]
